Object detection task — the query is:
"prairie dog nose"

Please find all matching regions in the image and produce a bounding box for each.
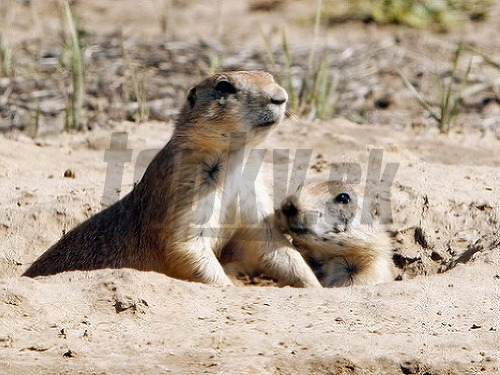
[281,200,298,217]
[268,84,288,105]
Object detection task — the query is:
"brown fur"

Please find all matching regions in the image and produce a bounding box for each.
[23,71,321,288]
[277,180,395,287]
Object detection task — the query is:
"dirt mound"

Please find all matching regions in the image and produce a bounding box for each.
[1,118,499,374]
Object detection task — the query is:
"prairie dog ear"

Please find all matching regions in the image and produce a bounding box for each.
[187,86,197,108]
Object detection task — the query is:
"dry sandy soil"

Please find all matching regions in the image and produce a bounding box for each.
[1,1,500,374]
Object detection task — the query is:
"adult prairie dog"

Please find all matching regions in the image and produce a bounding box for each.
[277,180,395,287]
[23,71,321,288]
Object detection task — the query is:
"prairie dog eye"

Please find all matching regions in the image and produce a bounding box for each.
[334,193,351,204]
[215,80,237,94]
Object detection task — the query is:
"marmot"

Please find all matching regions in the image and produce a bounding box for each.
[23,71,321,288]
[276,180,395,287]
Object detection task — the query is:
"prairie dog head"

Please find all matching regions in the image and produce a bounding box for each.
[277,180,385,256]
[175,71,288,150]
[277,180,394,287]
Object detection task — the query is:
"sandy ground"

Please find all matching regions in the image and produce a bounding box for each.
[1,0,500,374]
[1,118,499,374]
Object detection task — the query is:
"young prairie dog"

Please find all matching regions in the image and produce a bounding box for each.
[277,180,395,287]
[22,71,321,288]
